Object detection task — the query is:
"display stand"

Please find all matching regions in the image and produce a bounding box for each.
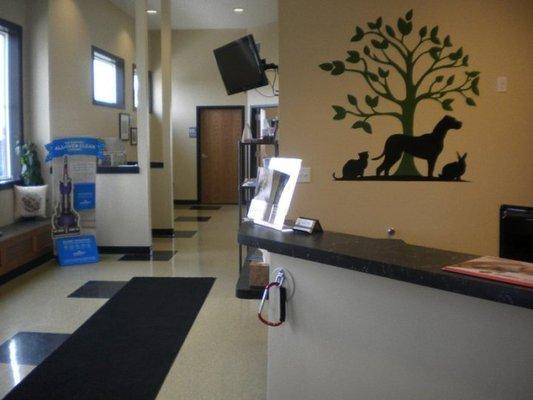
[236,139,279,299]
[46,137,104,266]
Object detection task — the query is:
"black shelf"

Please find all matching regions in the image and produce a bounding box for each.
[237,139,279,300]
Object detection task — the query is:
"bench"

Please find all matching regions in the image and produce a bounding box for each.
[0,219,53,282]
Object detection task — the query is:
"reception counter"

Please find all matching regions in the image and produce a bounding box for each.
[238,222,533,400]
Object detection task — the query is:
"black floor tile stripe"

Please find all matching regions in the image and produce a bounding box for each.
[175,216,211,222]
[173,230,197,238]
[118,251,176,261]
[0,332,70,366]
[3,277,215,400]
[189,205,221,210]
[68,281,128,299]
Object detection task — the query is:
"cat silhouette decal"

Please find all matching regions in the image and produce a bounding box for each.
[333,151,369,180]
[439,152,467,181]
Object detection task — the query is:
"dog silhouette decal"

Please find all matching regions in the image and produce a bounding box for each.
[333,151,369,180]
[373,115,462,177]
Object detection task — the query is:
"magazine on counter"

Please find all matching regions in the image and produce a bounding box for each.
[442,256,533,288]
[247,158,302,231]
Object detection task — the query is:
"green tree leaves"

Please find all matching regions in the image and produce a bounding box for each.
[397,18,412,36]
[429,47,441,61]
[430,26,440,44]
[346,50,361,63]
[365,95,379,108]
[352,120,372,133]
[332,105,347,120]
[351,26,365,42]
[378,67,390,78]
[419,25,428,38]
[442,98,454,111]
[347,94,358,105]
[319,61,346,75]
[466,98,476,106]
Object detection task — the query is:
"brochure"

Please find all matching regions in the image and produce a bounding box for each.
[442,256,533,288]
[248,158,302,231]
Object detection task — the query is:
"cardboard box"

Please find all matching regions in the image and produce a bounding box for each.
[249,261,269,288]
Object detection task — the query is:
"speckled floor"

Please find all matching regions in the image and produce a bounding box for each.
[0,205,267,400]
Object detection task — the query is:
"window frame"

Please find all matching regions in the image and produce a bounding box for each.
[91,45,125,109]
[0,17,23,189]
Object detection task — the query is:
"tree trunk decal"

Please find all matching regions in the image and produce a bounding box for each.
[322,10,480,181]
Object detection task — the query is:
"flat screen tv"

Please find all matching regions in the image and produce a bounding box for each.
[214,35,269,95]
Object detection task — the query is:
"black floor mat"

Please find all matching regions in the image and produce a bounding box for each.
[4,277,215,400]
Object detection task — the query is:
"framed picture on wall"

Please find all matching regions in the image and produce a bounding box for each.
[119,113,130,141]
[130,127,138,145]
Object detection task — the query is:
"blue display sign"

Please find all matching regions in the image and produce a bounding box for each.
[74,183,96,210]
[45,137,105,161]
[56,235,99,266]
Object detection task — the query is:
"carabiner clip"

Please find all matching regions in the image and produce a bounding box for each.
[258,270,287,327]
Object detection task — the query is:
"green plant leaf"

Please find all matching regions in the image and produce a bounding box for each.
[363,46,371,55]
[365,95,379,108]
[332,105,347,120]
[419,25,428,37]
[386,25,396,37]
[331,60,346,75]
[378,67,389,78]
[405,9,413,21]
[429,47,441,61]
[431,36,441,45]
[435,75,444,82]
[367,72,380,82]
[471,77,480,96]
[347,94,358,105]
[466,97,476,106]
[346,51,361,63]
[371,39,389,49]
[352,120,373,134]
[430,26,439,38]
[462,55,469,66]
[319,63,333,71]
[351,26,365,42]
[442,98,454,111]
[397,18,412,36]
[443,35,452,47]
[446,75,455,85]
[368,22,376,30]
[466,71,480,78]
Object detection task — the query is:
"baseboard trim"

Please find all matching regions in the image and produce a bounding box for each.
[174,199,199,205]
[152,229,175,238]
[0,252,54,286]
[98,246,152,255]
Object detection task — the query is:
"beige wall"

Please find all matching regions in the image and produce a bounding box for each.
[150,26,279,200]
[150,29,247,200]
[246,22,280,121]
[279,0,533,255]
[48,0,137,161]
[0,0,30,226]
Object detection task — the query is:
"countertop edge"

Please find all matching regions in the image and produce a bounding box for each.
[238,229,533,310]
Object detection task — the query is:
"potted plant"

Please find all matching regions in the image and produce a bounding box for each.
[13,142,47,219]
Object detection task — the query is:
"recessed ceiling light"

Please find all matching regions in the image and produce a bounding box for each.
[146,9,157,14]
[233,7,244,13]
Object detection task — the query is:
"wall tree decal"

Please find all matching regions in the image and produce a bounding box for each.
[320,10,480,177]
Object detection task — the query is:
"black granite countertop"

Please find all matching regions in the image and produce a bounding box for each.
[238,222,533,310]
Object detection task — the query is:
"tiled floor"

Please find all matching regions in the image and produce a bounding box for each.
[0,205,266,399]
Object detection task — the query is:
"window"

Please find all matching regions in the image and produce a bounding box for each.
[132,65,153,113]
[91,46,124,108]
[0,18,22,184]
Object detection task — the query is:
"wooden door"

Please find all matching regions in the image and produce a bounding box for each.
[199,107,242,204]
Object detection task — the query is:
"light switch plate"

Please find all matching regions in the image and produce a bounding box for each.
[496,76,508,92]
[298,167,311,183]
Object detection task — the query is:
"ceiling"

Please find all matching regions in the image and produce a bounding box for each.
[109,0,278,29]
